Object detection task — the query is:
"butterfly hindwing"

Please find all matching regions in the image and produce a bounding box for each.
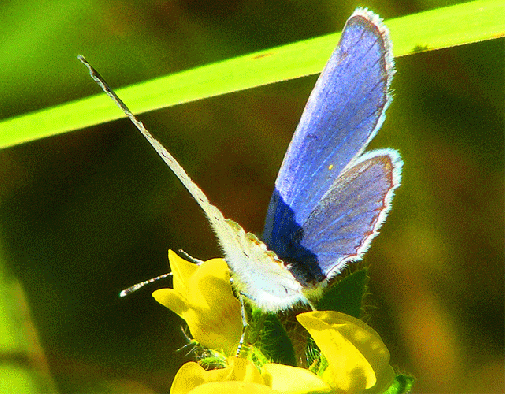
[296,150,402,279]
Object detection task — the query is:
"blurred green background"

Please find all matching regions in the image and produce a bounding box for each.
[0,0,503,392]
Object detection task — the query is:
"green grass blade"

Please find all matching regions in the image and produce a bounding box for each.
[0,0,503,148]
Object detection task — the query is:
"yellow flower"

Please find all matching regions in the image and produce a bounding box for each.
[297,311,395,394]
[153,250,242,356]
[153,252,395,393]
[171,357,332,394]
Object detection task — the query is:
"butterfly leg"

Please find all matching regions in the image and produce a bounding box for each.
[234,284,249,356]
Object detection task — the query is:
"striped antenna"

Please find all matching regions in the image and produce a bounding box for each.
[119,272,173,298]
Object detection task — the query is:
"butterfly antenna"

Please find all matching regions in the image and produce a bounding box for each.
[119,272,172,298]
[78,55,221,222]
[177,249,205,265]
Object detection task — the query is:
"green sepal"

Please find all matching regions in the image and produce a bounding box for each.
[248,307,297,367]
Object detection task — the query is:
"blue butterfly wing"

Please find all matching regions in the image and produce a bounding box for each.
[263,9,399,284]
[295,151,402,279]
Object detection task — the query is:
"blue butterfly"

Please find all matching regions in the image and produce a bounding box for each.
[80,8,402,312]
[262,8,402,307]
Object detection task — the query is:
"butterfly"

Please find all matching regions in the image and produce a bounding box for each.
[79,7,402,312]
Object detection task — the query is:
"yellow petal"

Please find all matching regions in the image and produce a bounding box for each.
[153,251,242,355]
[186,259,242,354]
[171,358,267,394]
[169,249,199,291]
[224,357,264,383]
[186,381,277,394]
[188,257,237,311]
[261,363,332,394]
[152,288,187,316]
[297,311,395,393]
